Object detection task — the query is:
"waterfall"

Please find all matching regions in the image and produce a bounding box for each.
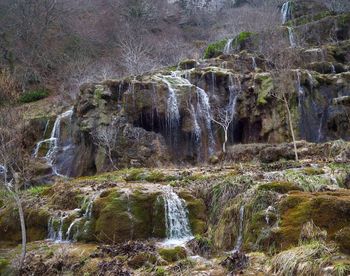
[287,27,297,48]
[190,104,201,143]
[265,206,275,225]
[281,1,292,24]
[163,186,192,245]
[66,218,81,241]
[252,57,257,70]
[33,108,74,176]
[48,214,67,242]
[196,87,215,156]
[331,64,336,74]
[233,205,245,252]
[223,39,233,54]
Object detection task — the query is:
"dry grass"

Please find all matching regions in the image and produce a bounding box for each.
[271,241,336,276]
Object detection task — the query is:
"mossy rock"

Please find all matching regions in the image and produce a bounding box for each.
[275,191,350,250]
[93,189,166,243]
[258,181,302,194]
[180,192,207,235]
[158,246,187,262]
[0,204,49,243]
[255,74,273,106]
[335,227,350,254]
[178,59,198,70]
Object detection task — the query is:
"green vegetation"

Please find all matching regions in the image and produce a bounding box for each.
[256,74,273,106]
[19,89,49,103]
[158,246,187,262]
[27,185,51,196]
[204,39,228,59]
[258,181,302,194]
[232,31,254,49]
[0,258,9,275]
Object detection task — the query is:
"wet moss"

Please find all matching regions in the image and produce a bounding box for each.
[158,246,187,262]
[180,192,207,235]
[275,191,350,250]
[258,181,302,194]
[255,74,273,106]
[0,204,49,243]
[93,189,166,243]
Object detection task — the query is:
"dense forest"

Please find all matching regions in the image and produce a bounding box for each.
[1,0,350,275]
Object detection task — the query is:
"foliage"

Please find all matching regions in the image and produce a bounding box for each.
[19,89,49,103]
[203,39,228,59]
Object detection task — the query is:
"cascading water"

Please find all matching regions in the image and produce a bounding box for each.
[252,57,257,70]
[196,87,215,156]
[154,71,216,159]
[48,213,67,242]
[223,38,233,54]
[287,27,297,48]
[33,109,74,176]
[331,64,336,74]
[163,185,193,245]
[281,1,292,24]
[233,205,245,252]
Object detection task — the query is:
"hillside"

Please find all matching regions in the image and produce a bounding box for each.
[1,0,350,275]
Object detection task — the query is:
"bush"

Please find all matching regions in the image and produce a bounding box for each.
[204,39,228,59]
[19,89,49,103]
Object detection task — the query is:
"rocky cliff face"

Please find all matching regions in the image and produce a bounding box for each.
[26,0,338,177]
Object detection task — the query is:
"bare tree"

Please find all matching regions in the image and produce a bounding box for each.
[91,120,119,170]
[211,108,234,154]
[0,108,29,271]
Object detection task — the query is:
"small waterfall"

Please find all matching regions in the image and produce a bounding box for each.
[287,27,297,48]
[190,104,201,144]
[163,186,192,244]
[233,205,245,252]
[196,87,215,156]
[66,218,81,241]
[331,64,336,74]
[281,1,292,24]
[265,206,275,225]
[33,108,74,176]
[48,214,67,242]
[223,39,233,54]
[252,57,257,70]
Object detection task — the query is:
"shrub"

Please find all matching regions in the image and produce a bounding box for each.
[19,88,49,103]
[204,39,228,59]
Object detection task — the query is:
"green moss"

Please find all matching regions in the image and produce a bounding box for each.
[287,11,333,26]
[258,181,302,194]
[0,258,9,275]
[123,168,145,182]
[180,192,207,235]
[256,74,273,106]
[158,246,187,262]
[19,88,49,103]
[232,31,254,48]
[204,39,228,59]
[0,204,49,243]
[276,191,350,250]
[94,189,166,243]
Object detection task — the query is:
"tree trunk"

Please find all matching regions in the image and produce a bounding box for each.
[13,192,26,271]
[284,97,299,161]
[223,128,228,153]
